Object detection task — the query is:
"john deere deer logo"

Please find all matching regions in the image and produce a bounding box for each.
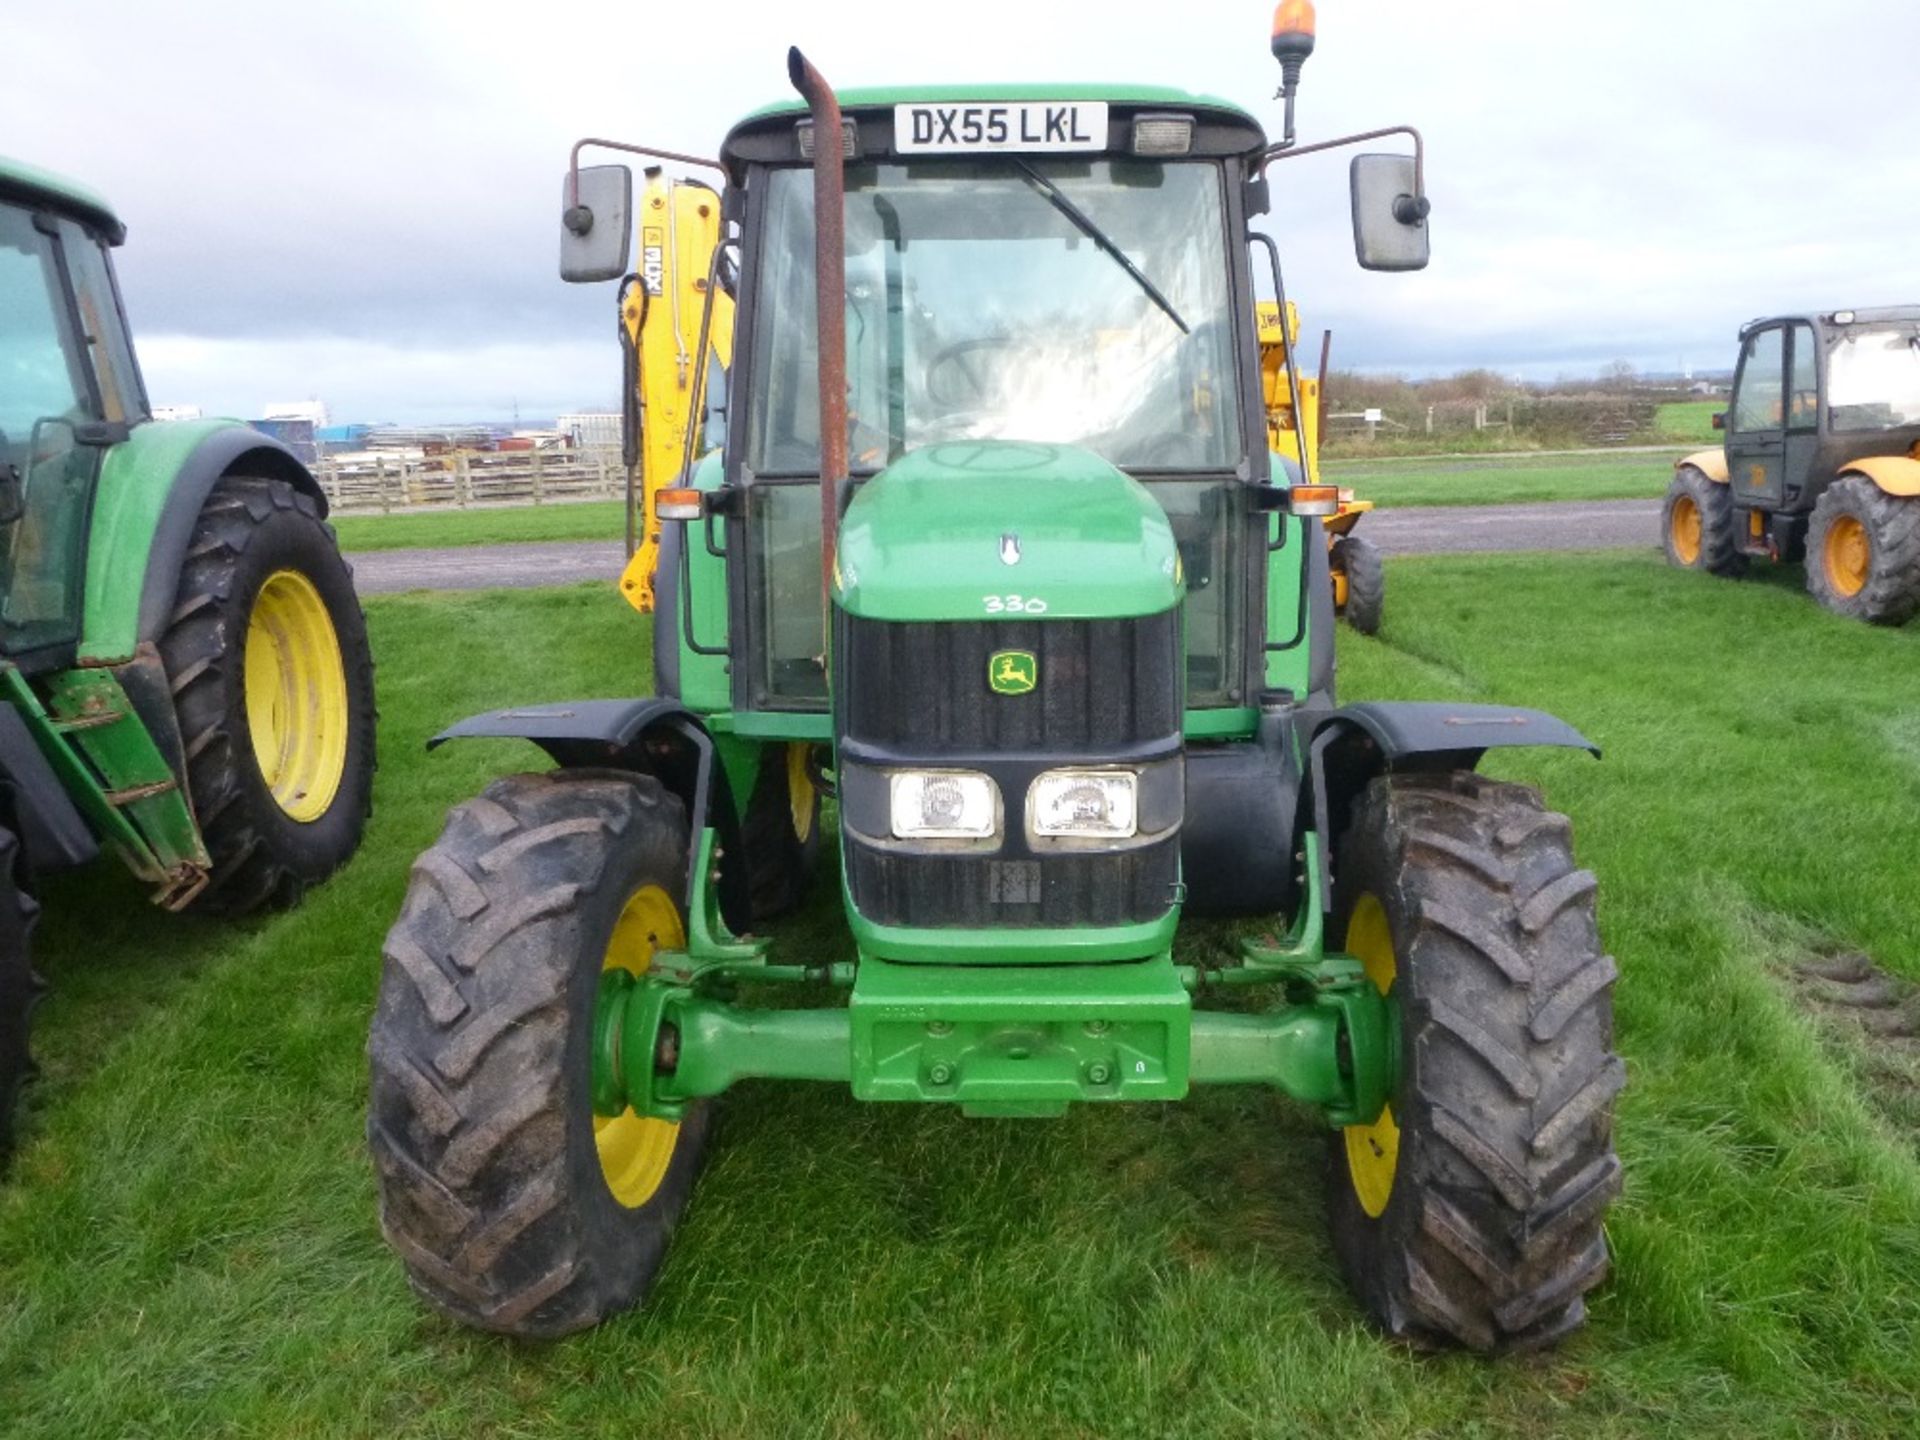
[989,650,1037,695]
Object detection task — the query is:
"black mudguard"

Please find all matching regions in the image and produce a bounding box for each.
[429,698,749,926]
[1305,701,1599,910]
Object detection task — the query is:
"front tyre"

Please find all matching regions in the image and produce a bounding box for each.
[367,770,709,1337]
[1661,465,1747,577]
[1805,475,1920,625]
[1327,772,1624,1353]
[1332,535,1385,635]
[160,476,376,912]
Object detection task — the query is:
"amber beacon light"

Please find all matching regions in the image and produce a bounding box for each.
[1270,1,1317,144]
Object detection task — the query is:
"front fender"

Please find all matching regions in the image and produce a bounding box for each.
[1677,447,1728,483]
[80,419,326,664]
[1303,701,1599,908]
[429,698,746,923]
[1839,454,1920,498]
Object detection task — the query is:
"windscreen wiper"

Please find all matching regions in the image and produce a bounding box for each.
[1012,159,1190,335]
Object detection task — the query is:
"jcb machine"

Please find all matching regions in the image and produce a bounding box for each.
[370,8,1622,1353]
[610,167,735,613]
[0,158,376,1161]
[1257,299,1383,632]
[1663,306,1920,624]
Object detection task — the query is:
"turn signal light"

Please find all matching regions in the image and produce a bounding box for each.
[1288,484,1340,516]
[656,487,703,521]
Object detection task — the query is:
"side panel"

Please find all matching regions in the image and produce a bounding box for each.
[675,451,732,712]
[80,419,324,664]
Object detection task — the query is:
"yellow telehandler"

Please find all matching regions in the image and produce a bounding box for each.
[1257,300,1382,633]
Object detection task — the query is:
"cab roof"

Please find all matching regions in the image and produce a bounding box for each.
[1742,306,1920,339]
[722,83,1266,182]
[0,154,125,244]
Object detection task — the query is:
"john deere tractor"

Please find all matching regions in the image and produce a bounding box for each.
[0,158,376,1162]
[370,16,1622,1353]
[1663,307,1920,624]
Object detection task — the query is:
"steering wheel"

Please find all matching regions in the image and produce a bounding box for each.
[924,337,1029,410]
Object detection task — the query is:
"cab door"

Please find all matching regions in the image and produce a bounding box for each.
[1726,323,1787,510]
[1781,321,1821,507]
[0,204,109,664]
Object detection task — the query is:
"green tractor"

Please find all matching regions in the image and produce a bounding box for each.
[0,158,377,1162]
[1663,307,1920,624]
[369,24,1622,1353]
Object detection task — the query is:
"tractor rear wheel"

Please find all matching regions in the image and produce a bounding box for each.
[1326,771,1623,1353]
[1805,475,1920,625]
[0,827,42,1169]
[741,740,823,921]
[367,769,709,1337]
[1662,465,1747,577]
[160,476,376,912]
[1332,535,1385,635]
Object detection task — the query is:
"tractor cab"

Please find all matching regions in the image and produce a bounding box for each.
[0,165,146,665]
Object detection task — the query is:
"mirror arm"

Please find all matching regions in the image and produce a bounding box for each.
[566,137,724,231]
[1261,123,1426,212]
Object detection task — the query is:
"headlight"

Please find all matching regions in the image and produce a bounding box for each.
[889,770,998,839]
[1030,769,1138,839]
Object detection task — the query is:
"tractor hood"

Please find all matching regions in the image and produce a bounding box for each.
[832,441,1182,623]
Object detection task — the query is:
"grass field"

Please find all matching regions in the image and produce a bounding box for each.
[1655,400,1724,444]
[332,452,1686,557]
[5,557,1919,1437]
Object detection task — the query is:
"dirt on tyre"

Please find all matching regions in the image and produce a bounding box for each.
[740,740,823,921]
[1326,771,1624,1353]
[1661,465,1747,577]
[0,827,42,1169]
[1805,474,1920,625]
[160,475,376,913]
[367,769,710,1337]
[1333,535,1385,635]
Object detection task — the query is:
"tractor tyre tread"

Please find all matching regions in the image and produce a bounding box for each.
[158,475,376,913]
[1327,770,1622,1354]
[367,769,708,1338]
[0,828,42,1170]
[1663,465,1747,577]
[1806,474,1920,625]
[1333,535,1385,635]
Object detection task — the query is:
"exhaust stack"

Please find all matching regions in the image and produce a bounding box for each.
[787,47,849,626]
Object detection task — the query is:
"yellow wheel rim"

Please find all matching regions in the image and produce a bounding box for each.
[1669,495,1702,565]
[1342,891,1401,1219]
[787,742,817,844]
[243,569,349,822]
[1824,515,1870,597]
[594,884,684,1208]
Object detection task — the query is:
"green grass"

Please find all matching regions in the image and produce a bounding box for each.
[1655,400,1724,444]
[1327,451,1678,508]
[332,501,625,552]
[5,559,1920,1437]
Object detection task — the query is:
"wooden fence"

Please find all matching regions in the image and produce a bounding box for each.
[314,448,626,513]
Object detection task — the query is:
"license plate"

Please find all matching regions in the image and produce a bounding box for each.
[894,101,1109,155]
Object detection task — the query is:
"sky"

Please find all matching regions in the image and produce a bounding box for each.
[10,0,1919,425]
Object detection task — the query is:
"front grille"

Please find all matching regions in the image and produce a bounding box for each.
[837,612,1180,754]
[836,610,1182,931]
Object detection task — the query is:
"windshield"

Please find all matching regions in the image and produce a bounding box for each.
[1828,326,1920,433]
[747,158,1241,473]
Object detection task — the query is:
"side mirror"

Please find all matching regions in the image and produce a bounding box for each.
[1711,411,1725,431]
[560,165,633,283]
[1350,153,1430,272]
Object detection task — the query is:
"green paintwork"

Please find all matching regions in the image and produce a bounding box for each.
[674,451,732,712]
[1183,707,1257,740]
[848,896,1178,965]
[835,442,1181,622]
[718,711,834,740]
[2,664,208,896]
[1262,508,1312,698]
[0,153,123,241]
[80,418,246,665]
